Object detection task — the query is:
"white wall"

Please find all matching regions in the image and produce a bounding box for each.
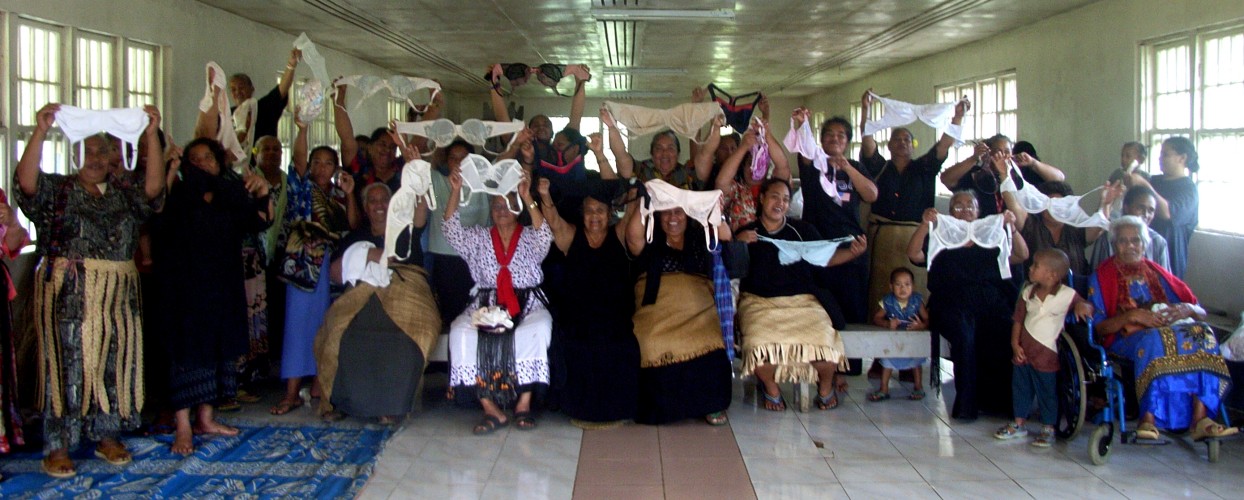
[802,0,1244,318]
[0,0,392,139]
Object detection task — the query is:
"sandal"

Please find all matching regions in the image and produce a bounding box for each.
[866,390,891,402]
[705,411,728,426]
[1136,422,1161,440]
[321,410,347,423]
[514,411,538,431]
[216,398,242,413]
[269,397,304,416]
[41,454,77,479]
[94,440,132,466]
[815,393,839,410]
[235,389,262,404]
[760,391,786,412]
[473,414,508,435]
[908,389,926,401]
[1191,417,1239,441]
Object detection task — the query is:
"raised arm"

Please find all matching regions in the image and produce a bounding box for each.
[602,107,634,179]
[333,81,359,167]
[693,116,723,183]
[626,190,647,256]
[859,89,878,160]
[194,72,223,140]
[538,178,574,253]
[765,118,791,181]
[932,99,969,161]
[518,172,544,229]
[443,168,462,222]
[141,105,167,200]
[715,128,754,192]
[616,188,638,245]
[941,142,989,189]
[278,48,300,100]
[995,151,1029,231]
[567,68,589,131]
[293,115,310,178]
[1015,153,1065,182]
[16,103,59,197]
[341,174,360,230]
[907,208,938,265]
[1086,182,1123,242]
[588,133,617,179]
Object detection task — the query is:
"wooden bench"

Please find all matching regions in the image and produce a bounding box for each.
[743,324,949,412]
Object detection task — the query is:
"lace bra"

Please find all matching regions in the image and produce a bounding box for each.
[336,74,441,114]
[458,154,526,214]
[55,105,150,171]
[394,118,525,154]
[640,179,724,250]
[926,214,1013,279]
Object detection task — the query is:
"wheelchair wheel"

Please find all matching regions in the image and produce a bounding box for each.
[1056,329,1087,440]
[1207,439,1220,463]
[1089,423,1113,465]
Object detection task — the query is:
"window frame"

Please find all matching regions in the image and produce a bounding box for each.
[1139,22,1244,235]
[934,71,1019,196]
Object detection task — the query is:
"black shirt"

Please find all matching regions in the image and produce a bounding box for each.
[332,224,423,268]
[254,86,288,141]
[861,147,946,222]
[738,218,824,298]
[798,156,865,238]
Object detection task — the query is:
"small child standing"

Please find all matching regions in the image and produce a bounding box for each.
[995,248,1093,447]
[868,267,928,401]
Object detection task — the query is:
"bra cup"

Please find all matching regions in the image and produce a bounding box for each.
[426,119,459,150]
[493,160,525,193]
[402,159,435,209]
[460,119,490,146]
[385,190,417,260]
[458,154,492,204]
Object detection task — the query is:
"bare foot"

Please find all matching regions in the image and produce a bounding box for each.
[193,420,240,436]
[171,427,194,455]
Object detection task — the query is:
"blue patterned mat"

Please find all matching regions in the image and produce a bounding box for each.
[0,418,393,498]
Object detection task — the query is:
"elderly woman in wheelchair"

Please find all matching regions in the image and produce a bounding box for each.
[1086,215,1236,445]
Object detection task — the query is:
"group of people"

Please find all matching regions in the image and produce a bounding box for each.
[0,49,1234,480]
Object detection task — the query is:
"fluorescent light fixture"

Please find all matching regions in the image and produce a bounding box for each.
[608,91,675,99]
[591,8,735,22]
[601,68,688,76]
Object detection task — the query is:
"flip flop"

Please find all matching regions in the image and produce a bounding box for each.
[816,393,839,410]
[705,412,728,426]
[94,441,132,466]
[908,389,926,401]
[41,455,76,479]
[514,411,538,431]
[473,414,509,435]
[866,390,891,402]
[1136,422,1161,440]
[1192,418,1239,441]
[760,391,786,411]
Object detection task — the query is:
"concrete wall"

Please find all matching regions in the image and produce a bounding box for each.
[802,0,1244,318]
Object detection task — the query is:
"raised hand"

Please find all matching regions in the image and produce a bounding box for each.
[600,106,617,129]
[289,48,302,68]
[537,177,551,197]
[242,173,270,197]
[691,86,707,103]
[587,133,604,154]
[448,169,463,192]
[922,208,939,225]
[35,103,60,134]
[337,171,355,193]
[143,105,162,134]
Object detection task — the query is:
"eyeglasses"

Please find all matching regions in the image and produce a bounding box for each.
[950,206,976,214]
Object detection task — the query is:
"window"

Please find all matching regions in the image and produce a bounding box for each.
[935,72,1018,195]
[7,16,161,180]
[1141,24,1244,234]
[548,116,627,173]
[387,99,407,124]
[849,99,889,161]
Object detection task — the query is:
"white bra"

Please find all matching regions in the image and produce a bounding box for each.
[293,33,331,122]
[342,241,391,288]
[394,119,524,155]
[603,101,723,141]
[385,158,435,262]
[336,74,441,114]
[863,92,964,144]
[458,154,525,214]
[55,105,150,171]
[640,179,724,250]
[757,235,854,266]
[197,61,247,162]
[926,213,1013,279]
[1000,171,1109,229]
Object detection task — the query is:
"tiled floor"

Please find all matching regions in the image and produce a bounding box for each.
[289,365,1244,500]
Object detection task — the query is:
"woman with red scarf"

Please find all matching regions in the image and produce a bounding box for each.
[442,164,552,435]
[1089,215,1236,441]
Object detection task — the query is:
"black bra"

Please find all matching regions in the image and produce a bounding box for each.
[709,83,762,132]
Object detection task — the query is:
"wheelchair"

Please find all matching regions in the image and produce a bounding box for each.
[1054,317,1231,465]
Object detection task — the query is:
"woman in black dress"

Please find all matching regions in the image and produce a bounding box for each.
[537,175,639,428]
[152,137,272,454]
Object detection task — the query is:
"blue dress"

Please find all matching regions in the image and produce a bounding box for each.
[1088,271,1230,430]
[878,293,926,371]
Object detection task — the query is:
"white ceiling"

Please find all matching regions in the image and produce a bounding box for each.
[196,0,1099,98]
